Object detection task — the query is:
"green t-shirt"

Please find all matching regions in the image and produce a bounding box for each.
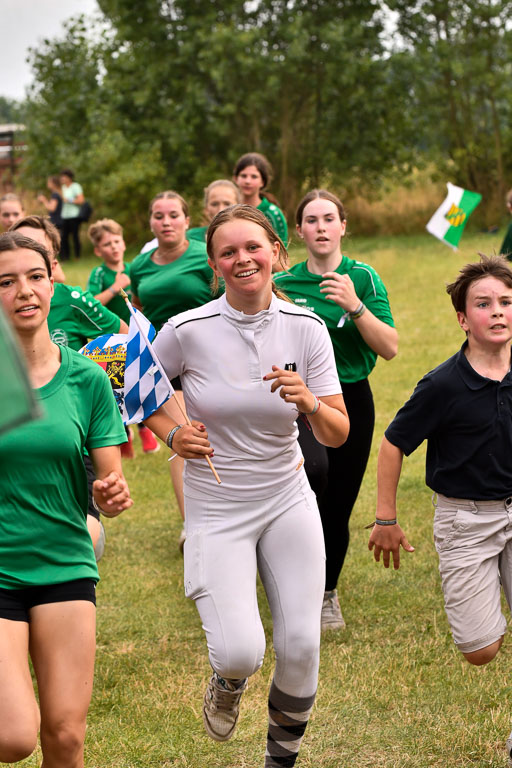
[129,239,215,331]
[0,345,126,589]
[258,196,288,244]
[188,226,207,242]
[49,283,122,351]
[274,256,395,383]
[87,263,132,324]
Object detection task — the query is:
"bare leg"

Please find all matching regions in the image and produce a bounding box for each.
[86,514,101,549]
[0,618,40,763]
[30,600,96,768]
[463,636,503,666]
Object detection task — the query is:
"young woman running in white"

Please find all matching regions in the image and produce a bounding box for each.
[146,204,349,766]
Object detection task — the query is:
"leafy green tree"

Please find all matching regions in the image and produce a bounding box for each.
[386,0,512,223]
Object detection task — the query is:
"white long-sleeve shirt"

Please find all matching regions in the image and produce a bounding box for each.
[154,294,341,500]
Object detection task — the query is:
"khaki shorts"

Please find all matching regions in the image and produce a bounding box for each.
[433,494,512,653]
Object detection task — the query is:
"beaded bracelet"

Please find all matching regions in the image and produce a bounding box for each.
[349,301,366,320]
[299,395,321,416]
[166,424,183,450]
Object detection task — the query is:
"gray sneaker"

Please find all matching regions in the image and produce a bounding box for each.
[321,589,346,631]
[202,672,248,741]
[506,731,512,766]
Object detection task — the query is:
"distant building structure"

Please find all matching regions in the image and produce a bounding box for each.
[0,124,26,191]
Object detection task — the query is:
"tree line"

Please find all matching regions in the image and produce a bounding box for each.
[10,0,512,237]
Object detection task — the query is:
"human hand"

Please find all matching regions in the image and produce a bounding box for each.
[172,420,213,459]
[263,365,316,414]
[114,272,131,290]
[93,471,133,518]
[319,272,359,312]
[368,522,414,570]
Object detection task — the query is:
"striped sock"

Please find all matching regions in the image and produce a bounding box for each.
[265,681,316,767]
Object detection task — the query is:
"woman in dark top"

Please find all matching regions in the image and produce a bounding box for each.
[38,176,63,235]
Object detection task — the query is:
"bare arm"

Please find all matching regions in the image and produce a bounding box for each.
[264,366,350,448]
[89,445,133,518]
[320,271,398,360]
[368,436,414,569]
[37,194,58,212]
[144,402,213,459]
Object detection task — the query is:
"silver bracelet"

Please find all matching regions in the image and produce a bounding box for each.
[92,496,107,516]
[166,424,183,450]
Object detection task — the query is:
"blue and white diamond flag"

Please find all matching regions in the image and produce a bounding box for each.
[80,309,172,425]
[123,308,173,424]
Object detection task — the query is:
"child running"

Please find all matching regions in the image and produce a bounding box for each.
[87,218,159,456]
[146,205,349,767]
[368,254,512,765]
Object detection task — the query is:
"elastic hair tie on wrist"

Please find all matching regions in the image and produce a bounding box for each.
[299,395,321,416]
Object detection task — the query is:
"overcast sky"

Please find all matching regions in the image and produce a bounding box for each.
[1,0,99,101]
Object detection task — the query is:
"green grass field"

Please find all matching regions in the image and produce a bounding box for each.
[20,229,512,767]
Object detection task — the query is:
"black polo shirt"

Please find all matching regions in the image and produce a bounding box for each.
[385,341,512,500]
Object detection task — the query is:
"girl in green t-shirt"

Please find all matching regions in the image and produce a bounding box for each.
[0,231,132,766]
[233,152,289,244]
[275,189,398,632]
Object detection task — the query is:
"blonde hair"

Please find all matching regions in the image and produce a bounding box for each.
[204,179,241,207]
[149,190,188,218]
[206,204,291,301]
[88,218,123,246]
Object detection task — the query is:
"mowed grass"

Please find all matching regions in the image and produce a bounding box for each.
[19,229,512,767]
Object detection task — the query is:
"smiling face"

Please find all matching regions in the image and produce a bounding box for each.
[208,219,279,312]
[458,276,512,348]
[235,165,264,203]
[150,197,189,248]
[204,184,239,222]
[0,247,54,335]
[297,198,346,260]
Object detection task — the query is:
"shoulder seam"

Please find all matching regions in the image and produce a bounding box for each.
[278,309,323,325]
[174,313,221,329]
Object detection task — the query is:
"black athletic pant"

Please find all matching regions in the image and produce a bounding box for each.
[60,217,82,260]
[298,378,375,591]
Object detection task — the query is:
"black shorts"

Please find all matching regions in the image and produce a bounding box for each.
[0,579,96,622]
[84,453,99,520]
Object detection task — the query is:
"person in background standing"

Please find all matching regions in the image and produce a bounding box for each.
[60,169,84,260]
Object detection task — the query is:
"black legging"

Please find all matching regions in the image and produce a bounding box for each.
[298,378,375,591]
[60,217,82,260]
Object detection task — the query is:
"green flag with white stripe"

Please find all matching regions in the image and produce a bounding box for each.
[426,183,482,249]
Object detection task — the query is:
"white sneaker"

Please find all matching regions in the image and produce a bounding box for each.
[321,589,346,631]
[506,731,512,766]
[202,672,247,741]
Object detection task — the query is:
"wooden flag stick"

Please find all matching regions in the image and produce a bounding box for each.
[120,291,221,484]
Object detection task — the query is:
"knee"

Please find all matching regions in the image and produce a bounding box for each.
[462,636,503,666]
[211,635,265,680]
[40,721,85,762]
[275,629,320,674]
[0,731,38,763]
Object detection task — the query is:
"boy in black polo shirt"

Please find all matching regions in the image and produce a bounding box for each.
[368,254,512,763]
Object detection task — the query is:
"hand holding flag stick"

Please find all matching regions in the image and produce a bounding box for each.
[120,290,221,484]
